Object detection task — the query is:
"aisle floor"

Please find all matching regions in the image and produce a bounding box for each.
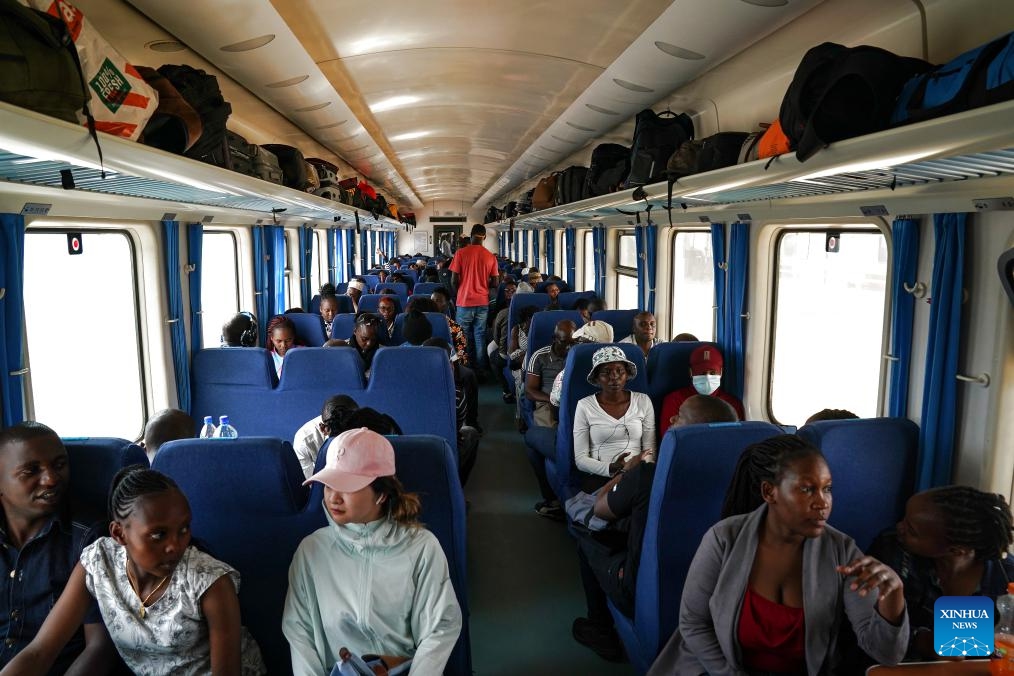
[463,380,635,676]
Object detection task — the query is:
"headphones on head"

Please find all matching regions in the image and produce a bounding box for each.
[238,312,258,347]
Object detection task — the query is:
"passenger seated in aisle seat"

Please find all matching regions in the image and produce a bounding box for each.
[545,281,562,310]
[283,429,462,676]
[573,316,613,344]
[517,269,543,294]
[526,319,578,429]
[648,436,908,675]
[671,332,699,342]
[659,344,745,428]
[424,338,480,487]
[221,311,258,347]
[409,297,468,364]
[342,408,403,436]
[2,467,266,676]
[436,259,455,298]
[292,395,360,479]
[509,306,539,398]
[345,278,366,313]
[806,408,859,423]
[267,316,300,379]
[0,423,115,674]
[141,409,194,464]
[574,297,605,325]
[869,486,1014,662]
[391,271,414,293]
[319,294,340,338]
[490,281,518,403]
[401,309,434,347]
[430,286,456,319]
[330,313,381,377]
[376,296,399,346]
[618,311,660,357]
[571,396,737,661]
[573,347,655,493]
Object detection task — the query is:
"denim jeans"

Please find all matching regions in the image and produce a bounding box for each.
[455,305,489,370]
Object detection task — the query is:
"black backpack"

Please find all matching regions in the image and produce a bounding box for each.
[262,144,310,190]
[891,30,1014,127]
[585,143,630,196]
[625,109,694,187]
[556,165,589,205]
[779,43,932,162]
[157,64,232,164]
[518,189,535,214]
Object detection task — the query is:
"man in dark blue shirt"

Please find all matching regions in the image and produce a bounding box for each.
[0,422,113,673]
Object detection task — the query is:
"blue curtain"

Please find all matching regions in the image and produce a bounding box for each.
[252,226,269,345]
[327,227,338,286]
[710,223,727,348]
[635,225,647,310]
[521,230,529,266]
[186,224,203,355]
[512,230,519,262]
[888,218,921,418]
[533,230,541,271]
[546,230,556,279]
[359,230,368,275]
[593,226,607,299]
[161,220,191,413]
[0,214,25,427]
[722,222,749,400]
[645,223,658,315]
[917,213,967,490]
[565,228,576,289]
[499,231,506,257]
[345,229,356,280]
[298,225,313,309]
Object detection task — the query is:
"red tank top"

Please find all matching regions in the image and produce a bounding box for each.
[737,587,807,674]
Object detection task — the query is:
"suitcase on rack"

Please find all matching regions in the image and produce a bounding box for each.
[262,143,309,190]
[251,145,283,184]
[218,129,254,174]
[306,158,339,188]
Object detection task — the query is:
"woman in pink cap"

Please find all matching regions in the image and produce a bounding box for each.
[282,428,462,676]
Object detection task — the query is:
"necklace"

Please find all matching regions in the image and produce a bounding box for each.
[124,560,170,619]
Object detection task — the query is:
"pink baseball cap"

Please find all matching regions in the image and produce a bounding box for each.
[304,428,395,492]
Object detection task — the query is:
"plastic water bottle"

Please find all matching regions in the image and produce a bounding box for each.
[992,582,1014,674]
[214,416,238,439]
[198,416,217,439]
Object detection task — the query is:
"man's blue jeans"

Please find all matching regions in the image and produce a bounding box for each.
[456,305,489,370]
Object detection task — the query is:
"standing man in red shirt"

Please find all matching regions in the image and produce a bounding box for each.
[450,224,499,372]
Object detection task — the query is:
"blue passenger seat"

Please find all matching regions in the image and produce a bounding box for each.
[62,437,149,526]
[592,309,638,341]
[413,282,441,296]
[518,310,584,427]
[361,274,381,291]
[645,341,718,430]
[374,282,408,299]
[153,437,311,676]
[330,313,356,340]
[393,312,453,344]
[798,417,918,550]
[286,313,328,347]
[191,348,277,433]
[557,290,597,309]
[612,421,782,674]
[357,294,401,315]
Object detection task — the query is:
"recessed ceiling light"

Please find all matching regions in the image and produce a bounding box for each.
[739,0,788,5]
[294,102,332,112]
[266,75,310,88]
[566,121,595,132]
[220,34,276,52]
[317,120,348,130]
[550,134,578,144]
[586,103,620,115]
[613,78,654,93]
[371,95,421,112]
[654,41,706,60]
[146,40,186,53]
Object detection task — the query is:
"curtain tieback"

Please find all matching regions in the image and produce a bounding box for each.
[9,367,29,377]
[167,318,180,324]
[883,354,900,362]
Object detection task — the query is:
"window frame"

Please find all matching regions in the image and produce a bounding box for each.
[202,229,241,318]
[668,227,715,341]
[614,229,638,306]
[765,226,891,424]
[582,229,595,292]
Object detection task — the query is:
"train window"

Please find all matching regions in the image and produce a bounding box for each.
[311,230,323,296]
[583,230,594,292]
[200,231,240,348]
[283,232,292,308]
[670,231,715,340]
[23,230,145,438]
[616,232,638,310]
[555,230,565,278]
[769,229,888,426]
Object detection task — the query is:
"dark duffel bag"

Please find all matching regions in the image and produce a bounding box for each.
[251,145,283,184]
[262,144,310,190]
[891,30,1014,127]
[556,165,589,205]
[625,109,694,187]
[532,173,559,211]
[505,201,518,218]
[136,65,203,155]
[779,42,932,162]
[667,132,750,180]
[519,188,535,214]
[484,206,501,224]
[157,64,232,165]
[586,143,630,196]
[0,0,88,124]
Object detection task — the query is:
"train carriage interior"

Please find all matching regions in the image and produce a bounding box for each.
[2,0,1014,673]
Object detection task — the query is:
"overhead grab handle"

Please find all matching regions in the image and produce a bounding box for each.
[955,372,990,387]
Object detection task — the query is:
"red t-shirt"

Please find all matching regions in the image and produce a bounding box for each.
[658,385,745,430]
[737,587,806,673]
[449,244,498,307]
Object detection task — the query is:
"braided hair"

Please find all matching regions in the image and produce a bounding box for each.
[108,465,182,522]
[721,434,825,519]
[926,486,1014,562]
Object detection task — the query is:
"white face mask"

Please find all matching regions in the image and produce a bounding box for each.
[693,374,722,396]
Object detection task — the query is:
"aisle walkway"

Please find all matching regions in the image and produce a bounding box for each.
[464,380,635,676]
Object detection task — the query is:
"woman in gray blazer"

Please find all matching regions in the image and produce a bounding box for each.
[649,435,908,675]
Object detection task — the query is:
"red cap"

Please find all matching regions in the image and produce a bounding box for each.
[690,345,724,374]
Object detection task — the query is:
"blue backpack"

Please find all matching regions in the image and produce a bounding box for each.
[891,30,1014,127]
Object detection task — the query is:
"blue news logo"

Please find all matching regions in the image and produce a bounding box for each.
[934,596,994,657]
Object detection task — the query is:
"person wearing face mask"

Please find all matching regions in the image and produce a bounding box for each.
[659,344,745,431]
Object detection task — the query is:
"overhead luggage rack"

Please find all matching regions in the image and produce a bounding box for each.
[500,98,1014,226]
[0,102,401,228]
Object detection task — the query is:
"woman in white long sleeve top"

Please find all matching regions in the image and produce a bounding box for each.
[573,346,656,492]
[282,428,462,676]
